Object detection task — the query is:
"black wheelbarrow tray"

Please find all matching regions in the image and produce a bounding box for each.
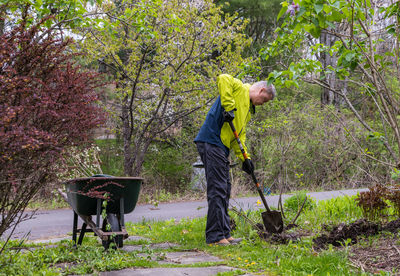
[64,176,143,249]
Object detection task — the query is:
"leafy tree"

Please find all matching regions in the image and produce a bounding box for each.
[82,0,252,176]
[0,15,105,248]
[214,0,283,78]
[262,0,400,176]
[215,0,282,47]
[0,0,102,33]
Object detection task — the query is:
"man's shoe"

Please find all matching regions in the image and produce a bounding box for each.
[227,237,242,244]
[208,238,230,246]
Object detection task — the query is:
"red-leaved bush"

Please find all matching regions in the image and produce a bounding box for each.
[0,17,106,246]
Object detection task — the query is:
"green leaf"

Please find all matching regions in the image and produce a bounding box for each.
[387,27,396,35]
[33,0,42,9]
[311,17,319,27]
[277,6,288,21]
[309,26,321,38]
[318,14,326,28]
[314,3,323,14]
[357,10,366,21]
[284,80,299,88]
[303,24,311,33]
[332,1,341,9]
[341,7,350,17]
[326,21,336,29]
[323,4,332,14]
[296,6,306,18]
[267,77,274,86]
[331,10,344,21]
[293,23,302,34]
[45,19,52,28]
[345,52,355,62]
[349,60,358,71]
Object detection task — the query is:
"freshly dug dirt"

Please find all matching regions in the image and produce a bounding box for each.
[313,219,380,250]
[257,223,311,244]
[256,218,400,249]
[312,218,400,250]
[382,218,400,233]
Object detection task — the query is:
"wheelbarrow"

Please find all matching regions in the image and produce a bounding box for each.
[64,175,143,249]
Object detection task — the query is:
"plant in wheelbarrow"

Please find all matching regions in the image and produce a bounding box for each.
[64,175,143,250]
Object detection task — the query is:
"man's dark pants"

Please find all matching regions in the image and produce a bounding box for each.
[196,142,231,244]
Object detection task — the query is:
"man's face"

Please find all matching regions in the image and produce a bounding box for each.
[252,88,272,106]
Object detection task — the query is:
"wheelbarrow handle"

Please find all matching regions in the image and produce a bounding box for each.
[228,121,272,212]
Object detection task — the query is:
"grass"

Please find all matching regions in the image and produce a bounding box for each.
[0,238,157,275]
[128,217,354,275]
[0,194,390,275]
[26,197,70,211]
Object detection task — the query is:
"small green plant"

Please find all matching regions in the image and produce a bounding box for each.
[383,185,400,218]
[149,199,159,209]
[284,190,316,213]
[102,193,111,231]
[299,195,363,230]
[391,168,400,181]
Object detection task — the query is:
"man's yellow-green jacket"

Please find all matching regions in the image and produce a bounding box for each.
[194,74,254,161]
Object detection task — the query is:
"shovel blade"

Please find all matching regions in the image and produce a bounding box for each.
[261,210,284,234]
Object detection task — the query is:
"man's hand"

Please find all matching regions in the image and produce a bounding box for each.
[242,159,254,175]
[223,108,236,122]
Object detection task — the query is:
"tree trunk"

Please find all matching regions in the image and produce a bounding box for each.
[335,78,348,107]
[0,6,5,36]
[0,19,4,36]
[121,97,134,176]
[320,30,336,106]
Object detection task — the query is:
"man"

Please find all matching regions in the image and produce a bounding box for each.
[194,74,276,245]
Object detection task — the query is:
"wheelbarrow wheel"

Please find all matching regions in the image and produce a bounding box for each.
[101,213,123,249]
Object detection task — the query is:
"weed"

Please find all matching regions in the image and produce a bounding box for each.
[293,195,363,231]
[284,190,316,213]
[384,185,400,217]
[0,237,155,275]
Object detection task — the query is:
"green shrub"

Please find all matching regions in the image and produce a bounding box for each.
[143,142,197,193]
[284,191,316,213]
[245,83,388,193]
[95,139,124,176]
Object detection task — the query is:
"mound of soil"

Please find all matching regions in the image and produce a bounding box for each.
[313,218,400,250]
[256,218,400,248]
[256,223,310,244]
[382,218,400,233]
[313,219,380,250]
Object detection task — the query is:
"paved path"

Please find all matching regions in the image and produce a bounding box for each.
[7,188,367,240]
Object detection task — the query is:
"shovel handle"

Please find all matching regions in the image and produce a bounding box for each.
[251,172,272,212]
[228,121,271,212]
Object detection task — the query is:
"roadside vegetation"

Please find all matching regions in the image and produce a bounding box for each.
[2,193,400,275]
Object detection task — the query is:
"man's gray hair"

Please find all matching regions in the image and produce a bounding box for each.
[253,81,276,100]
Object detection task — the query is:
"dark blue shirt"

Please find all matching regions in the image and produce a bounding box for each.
[194,96,230,156]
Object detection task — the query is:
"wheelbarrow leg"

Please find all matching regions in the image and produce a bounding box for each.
[72,211,78,246]
[77,223,87,245]
[120,197,124,227]
[96,198,102,229]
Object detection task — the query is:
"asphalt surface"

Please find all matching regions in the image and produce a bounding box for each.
[7,188,367,240]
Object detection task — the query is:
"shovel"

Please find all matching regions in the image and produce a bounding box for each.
[228,121,283,234]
